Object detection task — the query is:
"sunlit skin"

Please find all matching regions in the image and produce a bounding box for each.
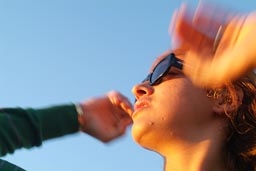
[78,91,133,142]
[170,2,256,87]
[130,50,243,171]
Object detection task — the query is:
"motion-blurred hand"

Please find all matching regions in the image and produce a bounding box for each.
[78,91,133,142]
[170,2,256,87]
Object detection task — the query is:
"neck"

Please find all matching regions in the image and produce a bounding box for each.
[162,139,226,171]
[156,120,228,171]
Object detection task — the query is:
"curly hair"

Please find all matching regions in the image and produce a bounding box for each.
[207,72,256,171]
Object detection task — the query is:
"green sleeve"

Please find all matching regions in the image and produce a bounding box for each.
[0,104,79,156]
[0,159,26,171]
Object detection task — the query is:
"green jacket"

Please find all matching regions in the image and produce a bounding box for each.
[0,104,79,171]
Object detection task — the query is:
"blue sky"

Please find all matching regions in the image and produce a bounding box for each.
[1,0,255,171]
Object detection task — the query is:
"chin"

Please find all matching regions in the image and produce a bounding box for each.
[131,123,143,140]
[131,123,157,151]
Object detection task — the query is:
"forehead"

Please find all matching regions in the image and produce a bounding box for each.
[149,49,186,72]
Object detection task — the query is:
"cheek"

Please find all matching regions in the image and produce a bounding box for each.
[155,81,214,129]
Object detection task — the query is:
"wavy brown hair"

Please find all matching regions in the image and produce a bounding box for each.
[207,72,256,171]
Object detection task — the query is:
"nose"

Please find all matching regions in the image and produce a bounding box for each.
[132,82,154,101]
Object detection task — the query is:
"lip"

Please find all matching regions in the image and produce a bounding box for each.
[133,99,150,117]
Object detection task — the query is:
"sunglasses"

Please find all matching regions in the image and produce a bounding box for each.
[142,53,183,86]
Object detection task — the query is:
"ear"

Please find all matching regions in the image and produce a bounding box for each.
[212,86,244,114]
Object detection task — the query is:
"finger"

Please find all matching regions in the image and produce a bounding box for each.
[184,48,251,88]
[200,14,253,86]
[174,2,235,54]
[208,48,253,86]
[179,20,214,52]
[107,91,134,115]
[170,3,193,48]
[173,9,215,54]
[182,51,219,87]
[107,91,122,105]
[193,1,226,35]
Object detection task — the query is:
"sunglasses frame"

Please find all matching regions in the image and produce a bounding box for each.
[143,53,183,86]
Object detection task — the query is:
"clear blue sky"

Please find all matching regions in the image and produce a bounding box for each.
[1,0,255,171]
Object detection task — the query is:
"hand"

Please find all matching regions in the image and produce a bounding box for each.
[170,2,256,87]
[78,91,133,143]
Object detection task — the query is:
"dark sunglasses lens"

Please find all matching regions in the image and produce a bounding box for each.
[151,57,170,84]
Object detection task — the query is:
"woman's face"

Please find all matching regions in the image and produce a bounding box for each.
[131,52,214,150]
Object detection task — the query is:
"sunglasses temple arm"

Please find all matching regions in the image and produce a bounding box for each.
[175,59,184,70]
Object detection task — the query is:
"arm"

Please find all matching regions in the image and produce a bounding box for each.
[0,104,79,156]
[0,91,133,156]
